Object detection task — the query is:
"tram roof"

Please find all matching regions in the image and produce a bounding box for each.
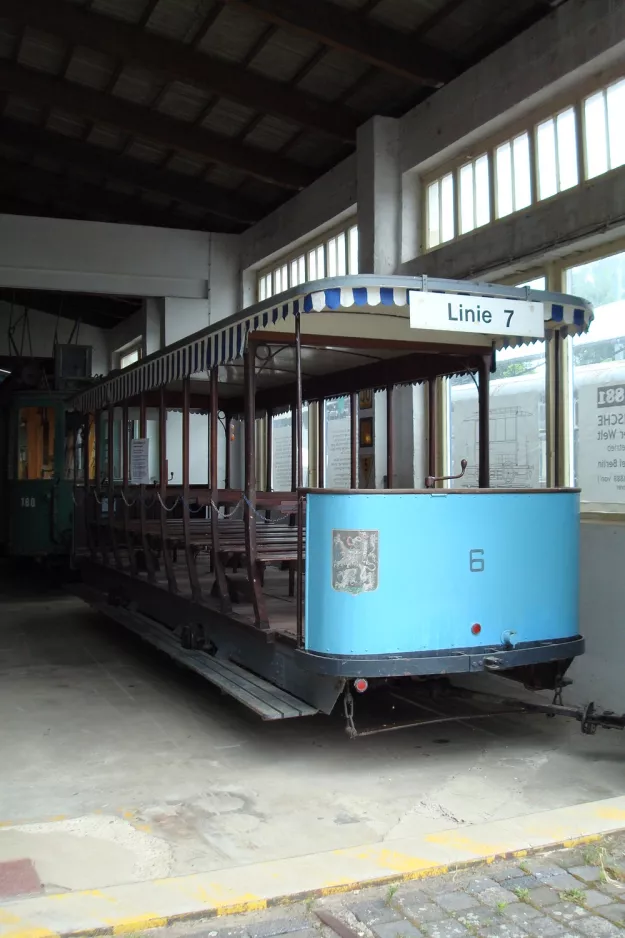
[74,275,593,413]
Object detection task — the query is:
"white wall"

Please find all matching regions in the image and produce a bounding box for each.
[0,300,107,374]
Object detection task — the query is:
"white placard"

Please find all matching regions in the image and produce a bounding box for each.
[409,291,545,339]
[130,438,150,485]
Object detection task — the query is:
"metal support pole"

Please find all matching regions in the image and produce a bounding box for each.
[159,386,177,592]
[210,367,230,611]
[386,385,394,489]
[182,376,202,602]
[428,377,437,480]
[478,354,491,488]
[108,404,122,569]
[139,392,156,581]
[350,391,358,488]
[121,401,137,575]
[244,345,269,628]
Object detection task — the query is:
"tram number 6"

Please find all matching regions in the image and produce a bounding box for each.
[469,548,484,572]
[20,496,36,508]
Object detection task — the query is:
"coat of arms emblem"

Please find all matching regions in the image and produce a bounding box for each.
[331,529,379,594]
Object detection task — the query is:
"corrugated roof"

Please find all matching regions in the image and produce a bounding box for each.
[0,0,561,275]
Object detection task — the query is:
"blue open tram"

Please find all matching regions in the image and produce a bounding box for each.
[68,275,625,736]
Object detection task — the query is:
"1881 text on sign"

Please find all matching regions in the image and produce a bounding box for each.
[409,291,545,339]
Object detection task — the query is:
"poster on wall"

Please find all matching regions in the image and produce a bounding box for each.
[577,377,625,504]
[326,398,351,487]
[272,415,292,491]
[130,438,150,484]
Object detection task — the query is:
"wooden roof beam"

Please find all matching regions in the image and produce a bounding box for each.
[0,60,313,190]
[0,0,358,142]
[0,157,226,231]
[0,117,261,224]
[228,0,458,86]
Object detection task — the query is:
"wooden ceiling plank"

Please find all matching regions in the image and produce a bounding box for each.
[0,59,313,189]
[0,0,358,141]
[227,0,458,86]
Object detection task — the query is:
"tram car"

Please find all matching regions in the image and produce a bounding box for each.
[0,347,93,564]
[67,275,625,736]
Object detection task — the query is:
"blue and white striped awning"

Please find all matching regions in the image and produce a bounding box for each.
[74,276,593,412]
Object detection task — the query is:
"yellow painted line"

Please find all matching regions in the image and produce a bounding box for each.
[0,797,624,938]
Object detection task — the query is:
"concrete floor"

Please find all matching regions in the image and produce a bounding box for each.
[0,565,624,895]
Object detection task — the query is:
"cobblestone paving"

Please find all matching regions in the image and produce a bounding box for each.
[164,835,625,938]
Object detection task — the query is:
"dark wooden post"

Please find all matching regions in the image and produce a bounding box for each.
[107,404,122,569]
[428,377,437,482]
[318,398,325,488]
[295,314,303,490]
[182,376,202,602]
[244,344,269,628]
[478,354,491,488]
[386,384,394,489]
[553,334,562,487]
[224,414,231,490]
[210,366,230,611]
[94,409,107,563]
[121,401,137,574]
[84,413,94,559]
[350,391,358,488]
[159,385,177,592]
[138,392,156,581]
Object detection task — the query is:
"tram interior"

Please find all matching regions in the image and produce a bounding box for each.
[72,326,491,639]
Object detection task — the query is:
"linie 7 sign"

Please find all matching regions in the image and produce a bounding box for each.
[409,291,545,339]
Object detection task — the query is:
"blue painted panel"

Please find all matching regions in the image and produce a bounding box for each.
[304,492,579,656]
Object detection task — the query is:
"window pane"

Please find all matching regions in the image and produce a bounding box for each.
[427,180,440,247]
[280,265,288,291]
[459,163,475,234]
[120,348,140,369]
[273,267,281,293]
[495,141,513,218]
[607,78,625,170]
[537,117,558,199]
[290,260,298,286]
[337,231,347,275]
[440,172,455,242]
[327,237,337,277]
[512,133,532,210]
[259,275,267,301]
[475,154,490,228]
[18,407,56,480]
[568,251,625,508]
[348,225,359,273]
[316,244,325,278]
[556,107,578,191]
[298,255,305,284]
[584,91,608,179]
[308,249,317,281]
[324,396,351,488]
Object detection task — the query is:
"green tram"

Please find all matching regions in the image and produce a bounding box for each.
[0,348,93,564]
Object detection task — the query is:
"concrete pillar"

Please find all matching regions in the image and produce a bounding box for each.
[163,297,210,346]
[357,116,401,275]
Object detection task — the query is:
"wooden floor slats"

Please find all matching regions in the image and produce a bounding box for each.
[94,601,317,720]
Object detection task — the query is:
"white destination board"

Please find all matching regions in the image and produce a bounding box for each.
[409,291,545,339]
[130,438,150,485]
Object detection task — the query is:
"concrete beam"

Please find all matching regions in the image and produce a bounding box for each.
[401,168,625,282]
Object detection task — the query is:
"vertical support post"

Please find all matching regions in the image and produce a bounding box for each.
[386,384,394,489]
[294,313,304,606]
[121,401,137,575]
[244,344,269,628]
[265,407,272,520]
[108,404,122,569]
[428,377,437,480]
[210,367,231,612]
[182,376,202,602]
[139,392,156,582]
[224,415,231,490]
[478,354,491,488]
[159,386,177,592]
[318,397,325,488]
[94,410,107,563]
[84,413,93,559]
[350,391,358,488]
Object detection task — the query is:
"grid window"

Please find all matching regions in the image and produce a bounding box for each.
[584,78,625,180]
[459,154,490,235]
[258,225,355,299]
[495,132,532,218]
[426,172,454,248]
[536,107,578,200]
